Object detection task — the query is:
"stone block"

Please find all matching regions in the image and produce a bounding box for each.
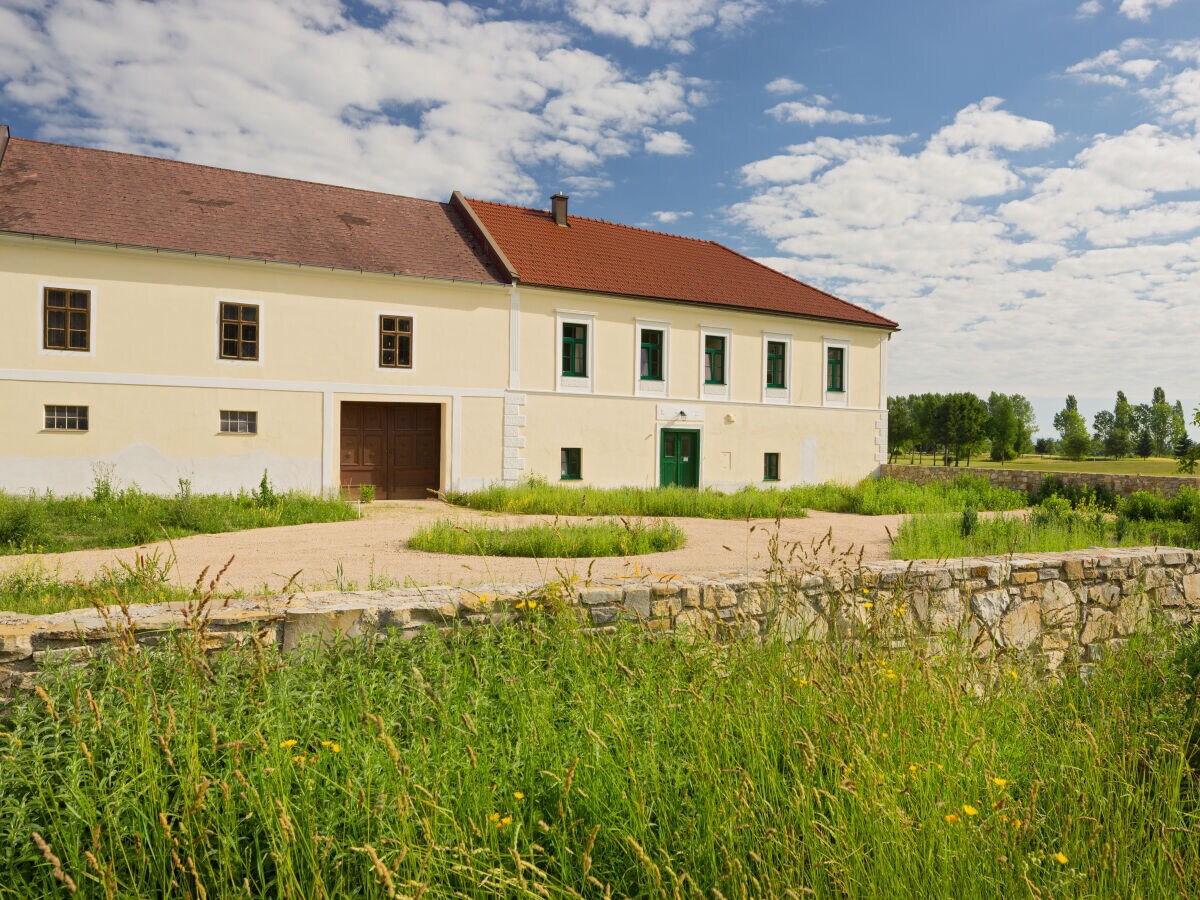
[1115,592,1150,636]
[1183,573,1200,605]
[703,583,737,609]
[281,608,367,653]
[33,645,93,667]
[1010,571,1038,585]
[650,599,681,618]
[578,586,622,607]
[0,630,34,665]
[680,584,701,608]
[1080,609,1114,645]
[998,602,1041,651]
[928,588,964,631]
[1063,559,1084,581]
[970,589,1010,628]
[622,585,652,618]
[590,606,620,626]
[1039,581,1078,628]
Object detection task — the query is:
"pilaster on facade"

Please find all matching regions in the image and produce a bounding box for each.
[502,391,527,483]
[874,410,888,466]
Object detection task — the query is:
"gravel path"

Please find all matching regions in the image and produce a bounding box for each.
[0,501,904,593]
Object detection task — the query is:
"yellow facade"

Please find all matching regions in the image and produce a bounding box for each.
[0,233,890,496]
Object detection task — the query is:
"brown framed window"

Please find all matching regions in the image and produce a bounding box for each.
[379,315,413,368]
[219,410,257,434]
[219,302,259,360]
[44,405,88,431]
[43,288,90,351]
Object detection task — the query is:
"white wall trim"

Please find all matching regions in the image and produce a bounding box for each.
[822,337,850,408]
[214,295,266,368]
[699,325,732,401]
[761,331,792,406]
[633,318,670,398]
[321,391,335,494]
[37,280,98,359]
[555,309,595,395]
[0,368,507,399]
[508,285,521,389]
[450,394,462,490]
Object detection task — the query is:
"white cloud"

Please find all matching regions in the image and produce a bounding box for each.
[644,129,693,154]
[730,54,1200,402]
[563,0,774,52]
[0,0,701,202]
[1118,0,1176,20]
[651,210,694,223]
[765,76,805,94]
[767,94,888,126]
[1076,0,1103,19]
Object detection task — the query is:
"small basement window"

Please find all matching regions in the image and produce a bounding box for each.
[220,302,260,361]
[764,452,780,482]
[561,447,582,480]
[44,405,88,431]
[44,288,90,352]
[220,410,258,435]
[379,315,413,368]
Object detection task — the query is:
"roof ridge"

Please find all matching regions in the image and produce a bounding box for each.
[465,197,716,246]
[7,136,447,208]
[710,242,898,328]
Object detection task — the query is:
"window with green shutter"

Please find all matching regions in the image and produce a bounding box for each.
[704,335,726,385]
[562,324,587,377]
[640,329,663,381]
[826,346,845,392]
[766,340,786,389]
[561,448,582,480]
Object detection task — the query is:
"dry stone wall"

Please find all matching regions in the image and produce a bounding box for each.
[880,463,1200,499]
[3,547,1200,693]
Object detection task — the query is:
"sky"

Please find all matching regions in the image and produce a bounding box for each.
[2,0,1199,436]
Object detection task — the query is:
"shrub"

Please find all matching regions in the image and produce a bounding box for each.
[1030,475,1118,511]
[359,483,376,504]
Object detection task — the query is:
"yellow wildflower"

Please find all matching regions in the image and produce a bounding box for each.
[489,812,500,823]
[944,814,960,824]
[527,600,540,609]
[991,777,1008,788]
[513,792,525,800]
[291,754,306,765]
[880,732,888,739]
[279,739,297,749]
[884,670,897,679]
[320,741,341,753]
[501,815,513,826]
[862,588,870,595]
[908,764,917,773]
[863,602,874,609]
[1013,818,1022,829]
[1055,852,1068,865]
[515,600,527,609]
[962,804,978,817]
[936,764,944,771]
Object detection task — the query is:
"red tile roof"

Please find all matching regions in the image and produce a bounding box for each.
[463,198,897,329]
[0,138,503,284]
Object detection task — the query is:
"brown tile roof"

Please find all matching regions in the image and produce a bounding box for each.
[0,137,504,284]
[462,198,897,329]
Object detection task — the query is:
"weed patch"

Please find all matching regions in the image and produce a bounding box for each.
[408,517,685,557]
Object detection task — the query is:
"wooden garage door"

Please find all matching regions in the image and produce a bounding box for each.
[340,402,441,500]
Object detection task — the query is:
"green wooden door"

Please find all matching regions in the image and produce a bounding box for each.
[660,429,699,488]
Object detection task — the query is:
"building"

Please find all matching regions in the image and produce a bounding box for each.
[0,126,898,498]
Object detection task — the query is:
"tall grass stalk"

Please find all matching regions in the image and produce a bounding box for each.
[408,518,685,557]
[1,616,1197,896]
[446,475,1027,519]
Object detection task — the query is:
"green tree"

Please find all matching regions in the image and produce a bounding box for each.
[1009,394,1037,455]
[1135,428,1154,459]
[935,393,989,466]
[1170,400,1188,450]
[1053,395,1090,460]
[1149,387,1173,456]
[986,392,1019,461]
[887,396,914,463]
[1108,391,1134,458]
[1092,409,1115,455]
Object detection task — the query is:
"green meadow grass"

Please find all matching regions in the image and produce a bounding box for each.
[407,518,686,557]
[893,454,1185,476]
[0,553,197,616]
[445,475,1028,519]
[0,485,356,555]
[1,615,1197,897]
[891,506,1200,560]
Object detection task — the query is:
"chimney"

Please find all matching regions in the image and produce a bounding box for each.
[550,192,569,227]
[0,125,9,168]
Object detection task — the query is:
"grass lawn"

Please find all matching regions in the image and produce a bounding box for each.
[446,475,1027,518]
[892,454,1185,477]
[2,616,1197,896]
[407,518,686,557]
[0,485,356,555]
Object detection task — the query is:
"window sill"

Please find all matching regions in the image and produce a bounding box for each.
[704,381,727,387]
[826,388,845,394]
[40,429,88,434]
[640,376,664,383]
[560,476,582,481]
[766,383,786,391]
[217,432,258,437]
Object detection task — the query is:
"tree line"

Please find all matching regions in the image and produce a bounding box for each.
[887,392,1036,466]
[888,388,1195,466]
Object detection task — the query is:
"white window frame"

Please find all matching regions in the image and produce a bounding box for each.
[215,296,266,367]
[699,325,732,401]
[37,281,97,358]
[375,308,417,373]
[634,318,669,398]
[761,331,792,405]
[556,309,595,394]
[822,337,850,408]
[219,410,259,436]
